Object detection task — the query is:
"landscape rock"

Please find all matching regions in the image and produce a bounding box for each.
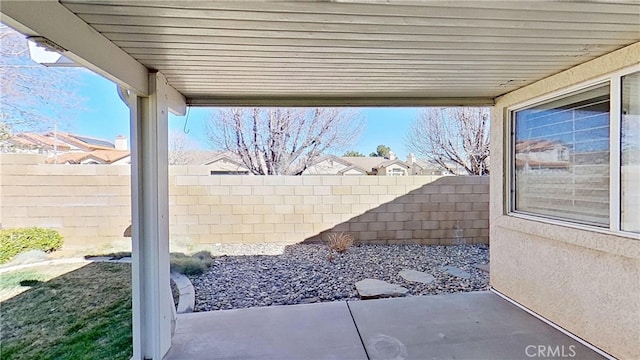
[355,279,409,299]
[399,269,435,284]
[171,271,196,313]
[440,265,471,279]
[190,244,489,312]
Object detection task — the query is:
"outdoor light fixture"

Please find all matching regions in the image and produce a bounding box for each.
[27,36,67,53]
[26,35,77,67]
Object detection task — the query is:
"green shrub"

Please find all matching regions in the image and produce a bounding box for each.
[0,227,63,264]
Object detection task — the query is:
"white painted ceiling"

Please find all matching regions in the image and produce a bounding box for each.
[54,1,640,105]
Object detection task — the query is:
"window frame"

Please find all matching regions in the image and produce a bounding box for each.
[507,64,640,239]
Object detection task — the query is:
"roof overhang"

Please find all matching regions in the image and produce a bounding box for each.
[1,1,639,107]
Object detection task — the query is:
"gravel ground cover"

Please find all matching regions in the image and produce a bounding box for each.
[190,244,489,312]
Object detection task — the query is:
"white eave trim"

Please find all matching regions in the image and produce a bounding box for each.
[187,96,496,107]
[1,0,149,96]
[156,72,187,116]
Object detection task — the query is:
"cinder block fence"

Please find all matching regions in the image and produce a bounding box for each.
[1,154,489,250]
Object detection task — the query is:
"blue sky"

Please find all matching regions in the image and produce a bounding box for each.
[64,69,420,160]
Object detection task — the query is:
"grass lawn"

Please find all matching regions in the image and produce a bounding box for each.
[0,262,132,359]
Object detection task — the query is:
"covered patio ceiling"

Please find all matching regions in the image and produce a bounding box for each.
[1,2,638,359]
[3,1,640,106]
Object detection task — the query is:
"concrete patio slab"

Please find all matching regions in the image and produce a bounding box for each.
[348,291,605,360]
[163,301,368,360]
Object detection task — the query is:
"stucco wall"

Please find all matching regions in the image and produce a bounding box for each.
[0,154,489,252]
[491,42,640,359]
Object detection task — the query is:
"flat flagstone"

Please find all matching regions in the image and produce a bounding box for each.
[440,265,471,279]
[356,279,409,299]
[399,269,435,284]
[473,263,490,273]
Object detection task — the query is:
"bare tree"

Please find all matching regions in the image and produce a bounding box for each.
[0,24,83,137]
[205,108,363,175]
[406,108,490,175]
[168,129,196,165]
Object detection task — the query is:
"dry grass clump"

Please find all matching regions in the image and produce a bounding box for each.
[170,251,213,276]
[327,232,354,254]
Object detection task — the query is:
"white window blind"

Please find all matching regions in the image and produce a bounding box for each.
[513,85,611,226]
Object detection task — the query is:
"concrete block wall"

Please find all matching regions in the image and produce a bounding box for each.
[0,154,489,250]
[307,176,490,245]
[168,169,489,245]
[0,154,132,251]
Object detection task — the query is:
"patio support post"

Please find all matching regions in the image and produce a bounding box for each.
[128,72,174,359]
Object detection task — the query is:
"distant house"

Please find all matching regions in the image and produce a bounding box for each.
[301,153,446,176]
[202,152,251,175]
[372,159,410,176]
[338,152,439,176]
[175,150,449,176]
[4,132,130,165]
[9,132,71,152]
[302,155,366,175]
[338,156,387,175]
[405,153,446,175]
[515,139,570,170]
[51,149,131,165]
[336,165,369,176]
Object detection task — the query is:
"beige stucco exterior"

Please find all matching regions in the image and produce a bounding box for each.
[490,42,640,359]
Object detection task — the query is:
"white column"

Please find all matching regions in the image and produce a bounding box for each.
[128,72,173,359]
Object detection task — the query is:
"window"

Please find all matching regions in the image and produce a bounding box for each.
[511,68,639,235]
[390,168,406,176]
[621,72,640,233]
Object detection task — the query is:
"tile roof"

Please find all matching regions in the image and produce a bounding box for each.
[53,132,115,151]
[46,150,130,164]
[16,133,71,151]
[90,149,130,163]
[46,152,87,164]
